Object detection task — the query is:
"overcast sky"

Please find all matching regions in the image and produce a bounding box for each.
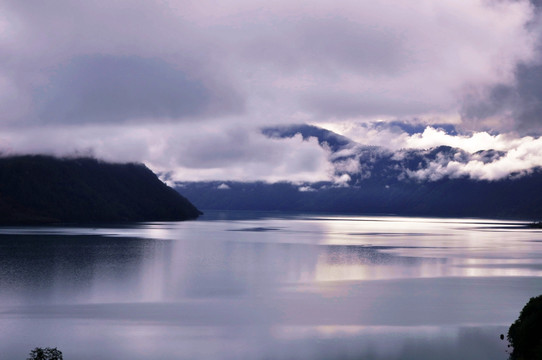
[2,0,542,182]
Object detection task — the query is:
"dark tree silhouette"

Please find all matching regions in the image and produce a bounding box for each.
[507,295,542,359]
[27,347,63,360]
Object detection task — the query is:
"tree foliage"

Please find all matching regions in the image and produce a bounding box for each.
[508,294,542,360]
[27,347,63,360]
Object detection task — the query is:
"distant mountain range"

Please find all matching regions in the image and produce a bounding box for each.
[0,155,201,224]
[175,124,542,220]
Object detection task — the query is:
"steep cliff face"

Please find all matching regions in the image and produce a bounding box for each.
[0,155,202,224]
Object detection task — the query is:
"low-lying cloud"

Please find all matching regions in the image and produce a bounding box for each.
[405,134,542,181]
[0,123,334,183]
[317,123,542,182]
[392,127,542,181]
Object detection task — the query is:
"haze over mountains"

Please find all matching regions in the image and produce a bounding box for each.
[175,125,542,219]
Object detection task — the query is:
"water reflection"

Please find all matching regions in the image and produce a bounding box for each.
[0,214,541,359]
[0,234,151,305]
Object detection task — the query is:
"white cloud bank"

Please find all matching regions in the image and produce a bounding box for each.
[320,122,542,181]
[405,130,542,181]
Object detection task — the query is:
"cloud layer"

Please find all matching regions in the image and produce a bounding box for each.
[1,0,542,182]
[0,123,334,182]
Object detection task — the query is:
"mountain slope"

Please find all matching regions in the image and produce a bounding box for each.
[0,155,202,224]
[176,173,542,219]
[175,125,542,220]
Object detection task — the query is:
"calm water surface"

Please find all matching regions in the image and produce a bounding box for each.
[1,212,541,359]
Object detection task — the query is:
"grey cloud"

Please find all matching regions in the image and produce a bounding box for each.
[459,1,542,135]
[510,64,542,134]
[34,55,243,124]
[531,0,542,10]
[460,63,542,135]
[0,0,242,127]
[304,93,444,118]
[460,84,516,125]
[242,16,407,76]
[163,126,330,173]
[172,127,256,169]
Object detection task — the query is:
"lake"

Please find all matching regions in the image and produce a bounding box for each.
[1,212,541,359]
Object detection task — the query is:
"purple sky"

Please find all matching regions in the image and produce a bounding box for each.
[2,0,542,182]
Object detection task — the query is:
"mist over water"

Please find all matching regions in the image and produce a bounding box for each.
[1,213,541,359]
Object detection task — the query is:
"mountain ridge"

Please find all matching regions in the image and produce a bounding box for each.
[175,124,542,220]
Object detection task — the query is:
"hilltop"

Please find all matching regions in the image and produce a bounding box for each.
[0,155,201,224]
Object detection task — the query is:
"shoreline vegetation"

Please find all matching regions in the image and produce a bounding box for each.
[27,347,62,360]
[505,294,542,360]
[0,155,201,225]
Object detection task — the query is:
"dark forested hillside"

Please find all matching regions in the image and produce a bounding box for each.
[0,155,202,224]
